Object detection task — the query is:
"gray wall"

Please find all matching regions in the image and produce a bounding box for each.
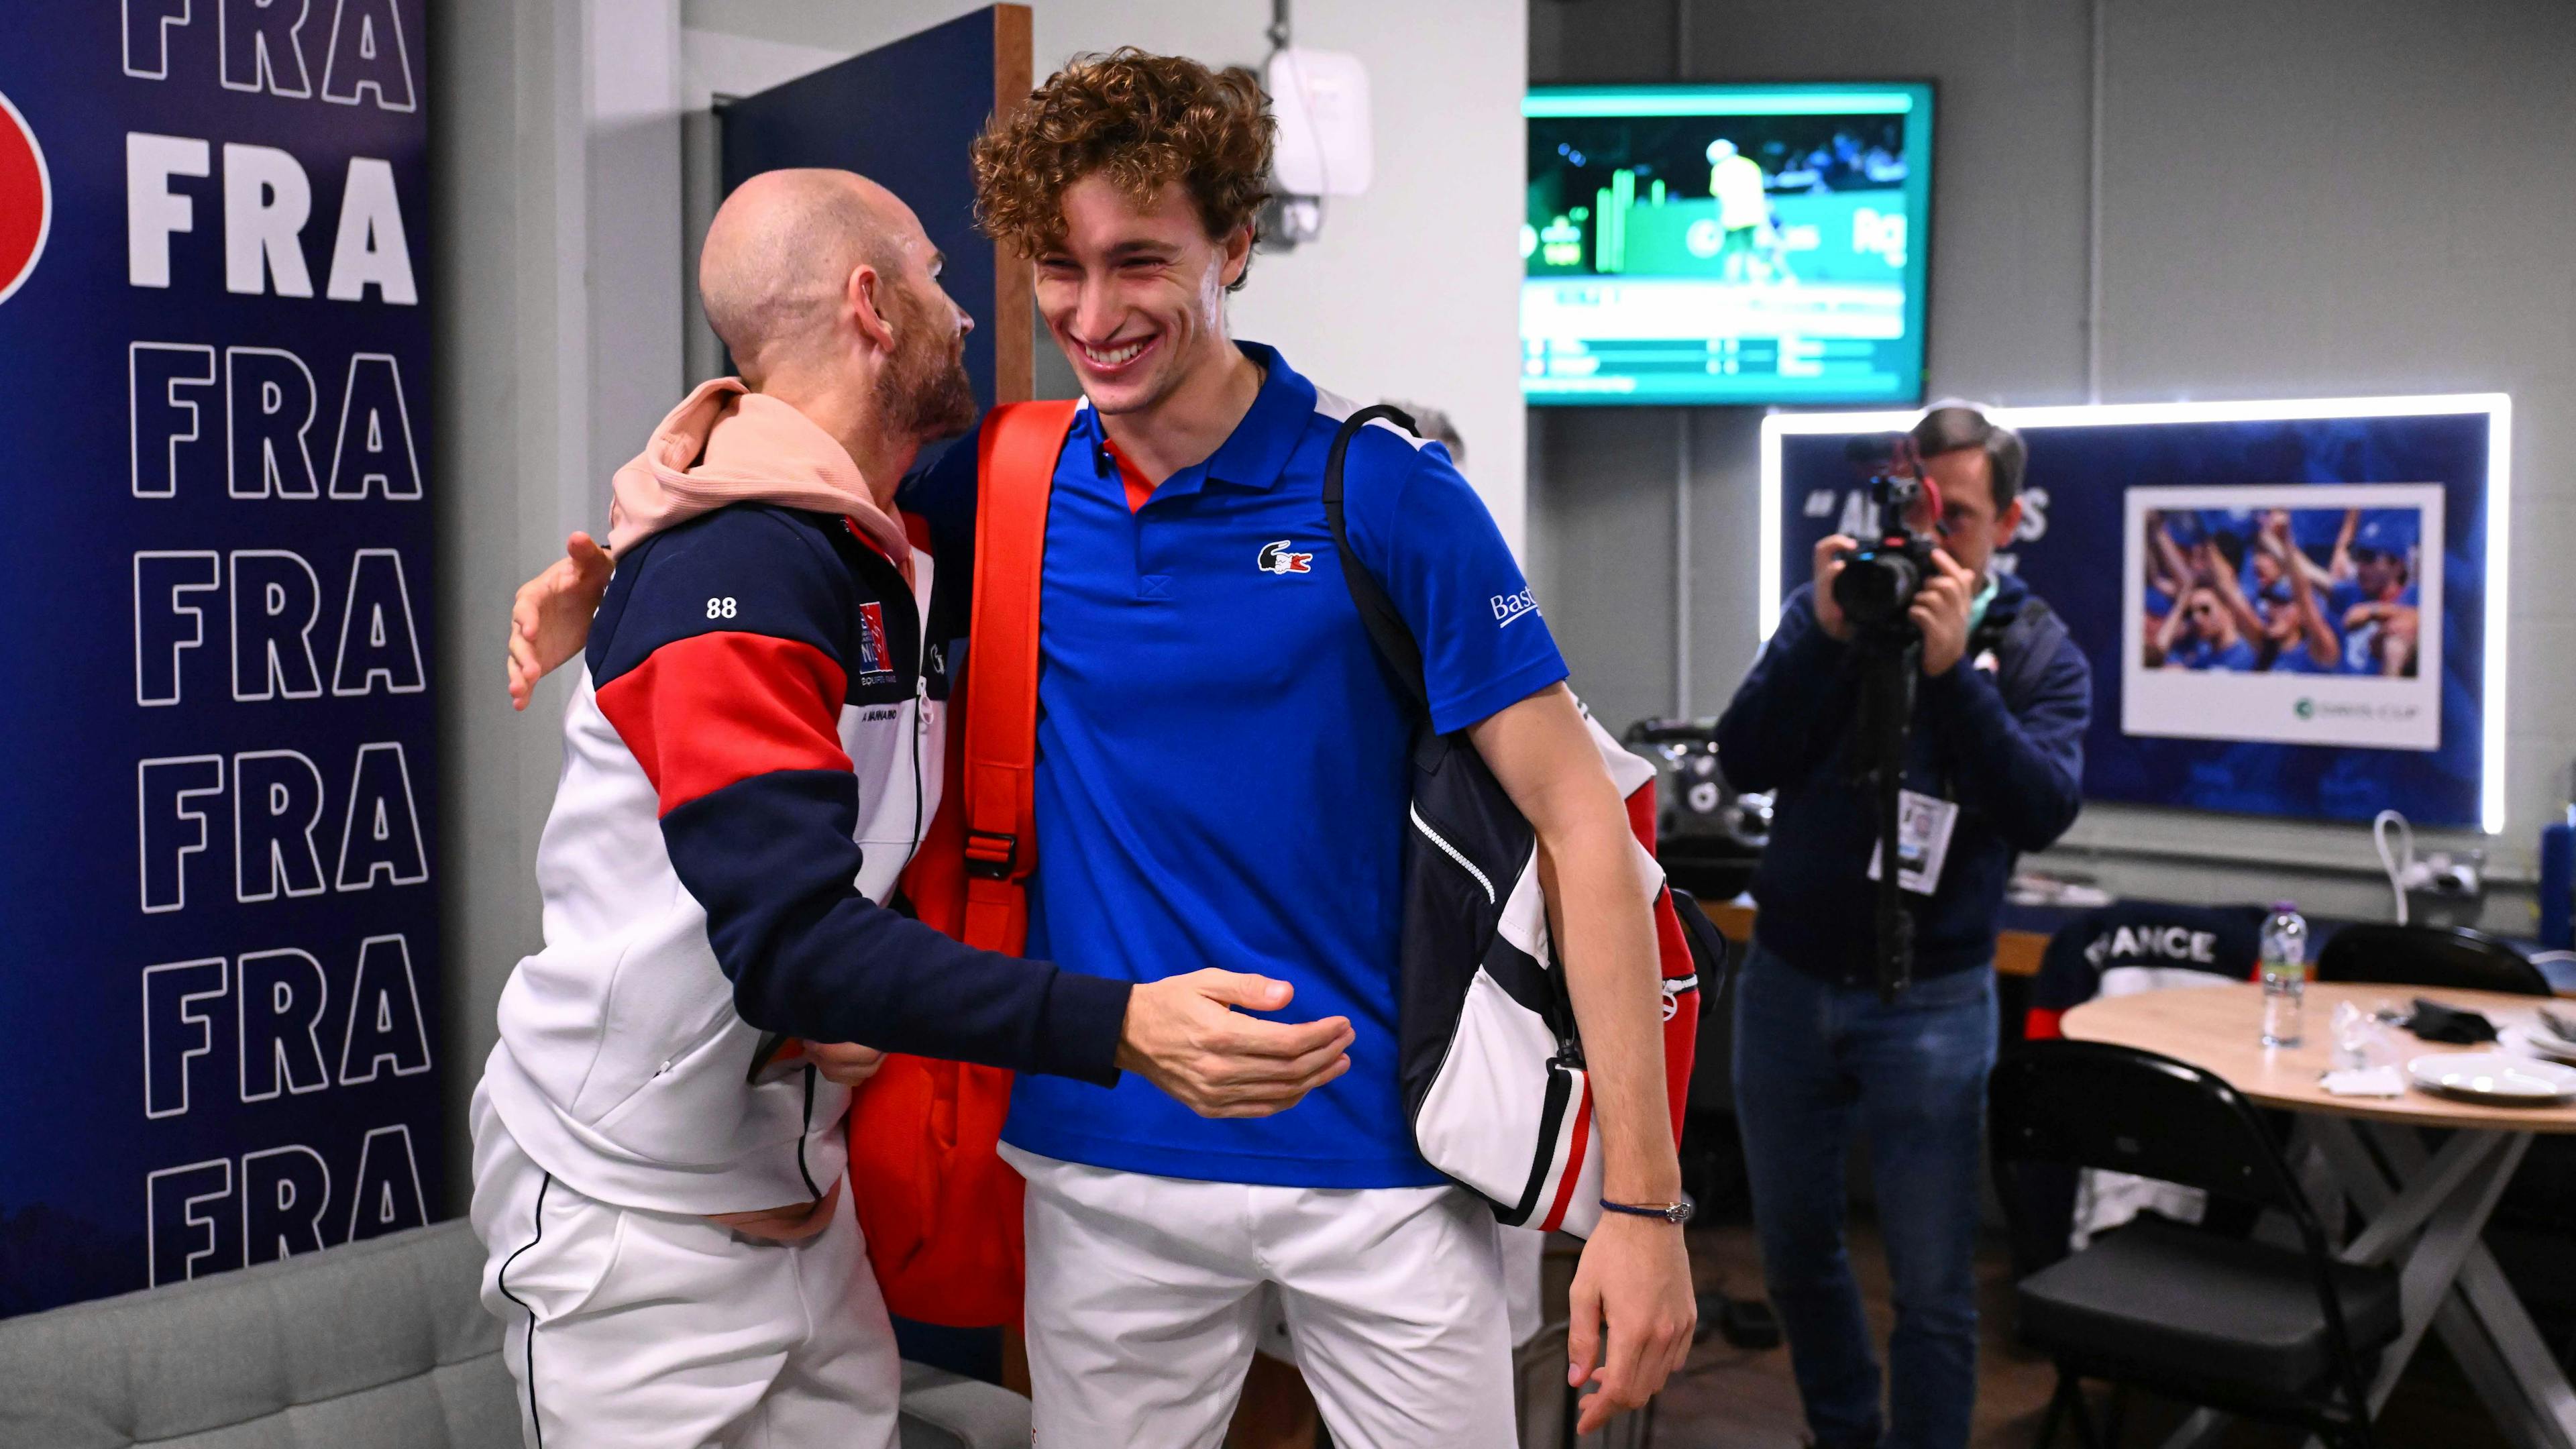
[428,1,684,1214]
[1531,0,2576,926]
[428,0,568,1214]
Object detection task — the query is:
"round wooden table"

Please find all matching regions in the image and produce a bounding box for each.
[2063,981,2576,1449]
[2063,981,2576,1133]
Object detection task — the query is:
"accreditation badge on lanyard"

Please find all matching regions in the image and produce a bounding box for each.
[1866,790,1962,896]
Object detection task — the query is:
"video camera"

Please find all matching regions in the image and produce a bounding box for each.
[1831,472,1942,639]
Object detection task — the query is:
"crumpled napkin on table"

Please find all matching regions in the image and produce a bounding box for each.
[2320,1066,2407,1097]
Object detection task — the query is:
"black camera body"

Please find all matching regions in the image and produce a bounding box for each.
[1831,474,1939,638]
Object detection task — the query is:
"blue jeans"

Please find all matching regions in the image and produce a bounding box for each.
[1732,943,1998,1449]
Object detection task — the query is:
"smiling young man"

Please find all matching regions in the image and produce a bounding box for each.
[941,52,1693,1446]
[508,51,1694,1446]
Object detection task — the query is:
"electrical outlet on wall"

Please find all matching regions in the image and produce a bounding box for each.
[2400,849,2486,901]
[2402,847,2487,930]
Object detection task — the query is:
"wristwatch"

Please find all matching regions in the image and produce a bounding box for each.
[1599,1198,1695,1225]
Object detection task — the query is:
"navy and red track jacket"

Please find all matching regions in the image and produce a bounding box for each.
[482,501,1130,1214]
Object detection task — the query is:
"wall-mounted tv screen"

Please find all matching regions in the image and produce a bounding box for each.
[1523,82,1934,406]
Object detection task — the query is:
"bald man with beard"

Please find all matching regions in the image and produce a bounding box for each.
[470,169,1353,1449]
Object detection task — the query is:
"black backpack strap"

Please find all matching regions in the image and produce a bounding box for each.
[1984,594,2063,705]
[1930,592,2061,803]
[1666,888,1734,1013]
[1324,405,1432,720]
[1966,591,2027,662]
[2002,593,2059,653]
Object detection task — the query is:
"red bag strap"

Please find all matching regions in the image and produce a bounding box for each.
[959,400,1080,953]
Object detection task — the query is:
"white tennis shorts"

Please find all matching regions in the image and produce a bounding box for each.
[468,1085,901,1449]
[1003,1144,1516,1448]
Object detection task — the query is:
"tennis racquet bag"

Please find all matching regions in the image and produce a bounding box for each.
[845,398,1078,1328]
[1323,406,1723,1238]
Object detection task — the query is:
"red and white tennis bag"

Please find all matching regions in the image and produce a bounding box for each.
[1324,406,1721,1237]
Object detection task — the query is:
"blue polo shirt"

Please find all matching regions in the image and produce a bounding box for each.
[2173,635,2259,672]
[913,344,1566,1189]
[2269,637,2334,674]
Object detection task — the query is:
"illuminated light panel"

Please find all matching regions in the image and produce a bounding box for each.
[1523,89,1916,118]
[1756,393,2513,833]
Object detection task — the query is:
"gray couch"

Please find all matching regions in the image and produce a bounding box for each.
[0,1219,1029,1448]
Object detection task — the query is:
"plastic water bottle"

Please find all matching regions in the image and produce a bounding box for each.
[2259,902,2309,1049]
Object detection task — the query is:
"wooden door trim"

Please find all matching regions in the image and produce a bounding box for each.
[991,4,1034,405]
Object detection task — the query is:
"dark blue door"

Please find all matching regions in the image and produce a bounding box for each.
[718,6,1032,408]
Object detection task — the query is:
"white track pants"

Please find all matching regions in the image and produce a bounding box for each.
[1004,1145,1516,1449]
[469,1086,901,1449]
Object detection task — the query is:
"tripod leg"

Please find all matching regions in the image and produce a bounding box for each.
[2065,1375,2106,1449]
[1856,642,1919,1000]
[2037,1370,2076,1449]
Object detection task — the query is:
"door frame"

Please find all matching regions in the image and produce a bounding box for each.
[673,13,1034,404]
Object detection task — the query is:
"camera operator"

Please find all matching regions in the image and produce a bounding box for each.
[1714,404,2091,1449]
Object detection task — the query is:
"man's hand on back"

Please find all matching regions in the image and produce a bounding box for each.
[506,531,614,711]
[708,1179,841,1244]
[1118,971,1353,1118]
[806,1040,887,1087]
[1811,534,1858,641]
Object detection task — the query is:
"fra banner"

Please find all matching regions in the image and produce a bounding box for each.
[0,1,436,1316]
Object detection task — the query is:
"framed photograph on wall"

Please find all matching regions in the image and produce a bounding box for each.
[2120,483,2445,751]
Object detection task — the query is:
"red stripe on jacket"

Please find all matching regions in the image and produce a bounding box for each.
[1541,1085,1596,1232]
[593,630,852,816]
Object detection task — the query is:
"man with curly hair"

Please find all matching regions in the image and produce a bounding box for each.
[510,49,1694,1447]
[964,50,1693,1446]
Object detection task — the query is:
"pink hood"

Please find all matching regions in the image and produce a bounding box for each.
[608,377,912,583]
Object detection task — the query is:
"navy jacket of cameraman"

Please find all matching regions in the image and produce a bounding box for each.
[1716,572,2092,987]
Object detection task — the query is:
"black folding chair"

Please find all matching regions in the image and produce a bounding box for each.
[2315,922,2551,997]
[1991,1040,2400,1448]
[1998,907,2268,1283]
